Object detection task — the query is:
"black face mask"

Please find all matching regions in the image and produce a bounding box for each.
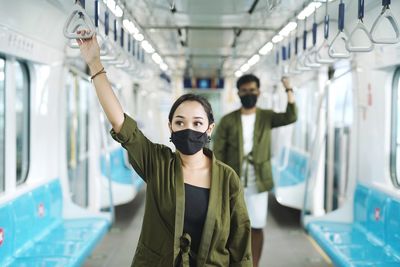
[240,94,258,109]
[171,129,210,155]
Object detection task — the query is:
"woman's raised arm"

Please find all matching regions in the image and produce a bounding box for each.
[77,32,125,133]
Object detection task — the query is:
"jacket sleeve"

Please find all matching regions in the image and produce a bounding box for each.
[110,113,166,183]
[271,102,297,128]
[213,117,228,162]
[227,175,253,267]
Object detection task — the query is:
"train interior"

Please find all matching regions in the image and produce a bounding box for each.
[1,0,400,266]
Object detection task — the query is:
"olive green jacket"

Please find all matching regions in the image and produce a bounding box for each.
[213,103,297,193]
[110,114,252,267]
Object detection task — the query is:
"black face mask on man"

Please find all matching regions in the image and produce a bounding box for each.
[170,128,210,155]
[240,94,258,109]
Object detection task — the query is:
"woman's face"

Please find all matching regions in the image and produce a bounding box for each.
[170,101,215,135]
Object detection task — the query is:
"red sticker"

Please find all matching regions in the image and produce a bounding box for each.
[375,207,380,221]
[0,228,4,246]
[368,83,373,106]
[38,203,45,217]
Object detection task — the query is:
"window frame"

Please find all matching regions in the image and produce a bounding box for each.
[0,56,5,192]
[14,60,30,186]
[390,67,400,188]
[66,71,90,207]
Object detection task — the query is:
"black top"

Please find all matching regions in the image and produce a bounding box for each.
[183,183,210,266]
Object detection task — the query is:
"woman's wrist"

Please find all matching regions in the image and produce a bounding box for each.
[88,59,103,75]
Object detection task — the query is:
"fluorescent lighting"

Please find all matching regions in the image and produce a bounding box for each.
[107,0,123,18]
[297,2,322,20]
[279,22,297,37]
[115,5,123,17]
[248,54,260,66]
[272,35,284,43]
[259,42,274,55]
[235,70,243,77]
[133,33,144,41]
[141,40,155,53]
[240,63,250,72]
[152,53,163,64]
[123,19,139,34]
[160,63,168,71]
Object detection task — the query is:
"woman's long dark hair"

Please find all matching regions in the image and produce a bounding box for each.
[168,94,215,124]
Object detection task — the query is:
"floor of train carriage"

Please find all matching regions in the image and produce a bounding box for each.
[84,189,332,267]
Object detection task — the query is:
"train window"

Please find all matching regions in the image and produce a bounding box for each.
[390,67,400,188]
[66,72,90,207]
[291,87,312,151]
[14,61,30,185]
[0,58,4,192]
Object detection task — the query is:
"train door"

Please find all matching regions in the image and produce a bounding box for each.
[390,67,400,188]
[325,63,353,212]
[66,71,90,207]
[0,57,4,192]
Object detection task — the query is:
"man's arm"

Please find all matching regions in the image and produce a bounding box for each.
[271,77,297,128]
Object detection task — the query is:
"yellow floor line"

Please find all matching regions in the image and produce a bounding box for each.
[305,233,333,266]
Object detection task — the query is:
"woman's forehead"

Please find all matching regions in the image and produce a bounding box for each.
[173,101,207,119]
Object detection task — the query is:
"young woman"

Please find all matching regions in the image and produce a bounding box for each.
[77,32,252,267]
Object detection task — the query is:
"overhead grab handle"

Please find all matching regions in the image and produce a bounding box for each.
[305,9,321,69]
[370,0,400,44]
[289,35,301,75]
[94,0,108,56]
[316,0,334,64]
[63,0,95,40]
[298,19,311,71]
[329,1,351,59]
[346,0,374,52]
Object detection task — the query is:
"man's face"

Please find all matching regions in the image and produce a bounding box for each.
[238,81,260,97]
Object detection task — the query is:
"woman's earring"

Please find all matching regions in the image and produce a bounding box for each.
[169,137,172,142]
[207,136,211,143]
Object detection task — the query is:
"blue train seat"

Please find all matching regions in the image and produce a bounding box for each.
[0,179,110,267]
[307,184,400,267]
[274,148,308,187]
[272,147,287,185]
[100,148,144,190]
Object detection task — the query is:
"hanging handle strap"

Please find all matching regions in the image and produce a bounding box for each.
[370,0,400,44]
[383,0,391,6]
[328,1,350,58]
[288,41,291,60]
[120,28,124,48]
[338,2,345,32]
[346,0,374,52]
[95,0,99,28]
[63,1,95,39]
[295,36,299,55]
[114,19,118,42]
[104,11,109,36]
[312,23,317,47]
[282,45,287,61]
[358,0,365,20]
[324,15,330,40]
[303,30,307,51]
